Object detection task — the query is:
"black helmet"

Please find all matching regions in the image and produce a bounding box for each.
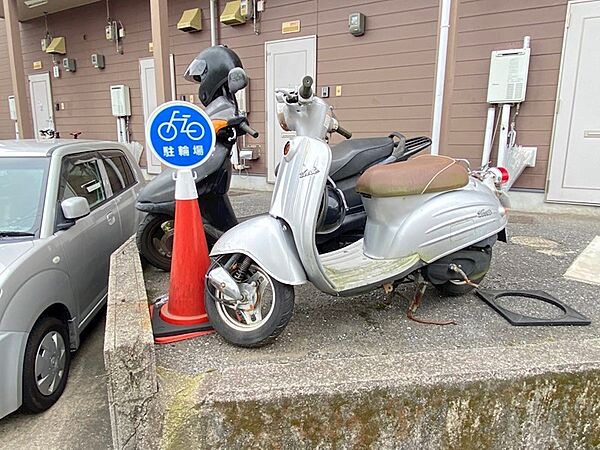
[184,45,243,107]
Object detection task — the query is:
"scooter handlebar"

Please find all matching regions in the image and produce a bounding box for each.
[299,76,314,100]
[240,121,259,138]
[336,124,352,139]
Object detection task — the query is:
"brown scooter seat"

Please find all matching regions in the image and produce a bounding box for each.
[356,154,469,197]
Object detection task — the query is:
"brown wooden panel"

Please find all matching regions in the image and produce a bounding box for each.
[441,0,567,190]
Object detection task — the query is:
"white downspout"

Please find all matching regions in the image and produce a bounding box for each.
[430,0,452,155]
[210,0,219,46]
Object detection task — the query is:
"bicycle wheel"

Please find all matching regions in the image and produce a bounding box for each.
[184,121,205,141]
[157,122,178,141]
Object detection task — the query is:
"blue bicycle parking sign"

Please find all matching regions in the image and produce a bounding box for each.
[146,101,216,169]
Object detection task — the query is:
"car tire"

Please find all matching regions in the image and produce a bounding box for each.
[21,316,71,413]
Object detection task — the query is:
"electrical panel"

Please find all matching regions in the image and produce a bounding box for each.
[110,85,131,117]
[8,96,17,121]
[487,48,530,104]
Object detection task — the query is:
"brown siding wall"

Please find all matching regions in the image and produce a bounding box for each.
[441,0,568,190]
[0,20,15,139]
[0,0,569,187]
[18,1,152,145]
[2,0,439,175]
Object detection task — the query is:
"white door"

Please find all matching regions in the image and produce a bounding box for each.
[266,36,316,182]
[547,0,600,204]
[139,56,177,174]
[28,73,54,139]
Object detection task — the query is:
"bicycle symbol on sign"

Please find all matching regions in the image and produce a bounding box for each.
[157,110,206,142]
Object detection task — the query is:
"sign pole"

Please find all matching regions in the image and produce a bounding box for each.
[145,101,217,343]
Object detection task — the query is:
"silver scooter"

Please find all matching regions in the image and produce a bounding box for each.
[204,76,509,347]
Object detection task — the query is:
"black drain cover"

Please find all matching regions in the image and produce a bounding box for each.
[475,289,591,326]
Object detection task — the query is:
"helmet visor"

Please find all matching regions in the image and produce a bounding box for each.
[184,57,208,83]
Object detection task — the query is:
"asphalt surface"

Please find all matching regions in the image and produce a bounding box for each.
[149,190,600,375]
[0,311,111,450]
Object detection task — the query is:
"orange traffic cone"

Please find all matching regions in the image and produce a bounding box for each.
[151,168,213,344]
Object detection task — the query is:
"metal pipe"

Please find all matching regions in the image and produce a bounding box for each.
[497,104,511,167]
[210,0,218,46]
[430,0,452,155]
[481,106,496,168]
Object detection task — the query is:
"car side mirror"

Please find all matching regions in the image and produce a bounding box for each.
[61,197,90,220]
[228,67,248,95]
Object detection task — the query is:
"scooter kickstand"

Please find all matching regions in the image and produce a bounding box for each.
[407,274,456,326]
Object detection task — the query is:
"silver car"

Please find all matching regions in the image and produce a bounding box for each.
[0,140,144,418]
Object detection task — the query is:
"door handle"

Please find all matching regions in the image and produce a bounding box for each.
[106,212,116,226]
[584,130,600,138]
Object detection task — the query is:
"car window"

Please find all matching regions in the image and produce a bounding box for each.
[101,151,136,195]
[60,155,107,210]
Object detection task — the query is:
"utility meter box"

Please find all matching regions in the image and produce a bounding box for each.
[8,96,17,121]
[487,48,531,104]
[62,58,76,72]
[240,0,253,20]
[349,12,365,36]
[110,85,131,117]
[91,53,105,69]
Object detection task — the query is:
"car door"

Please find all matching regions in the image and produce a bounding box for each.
[55,152,122,328]
[98,150,140,241]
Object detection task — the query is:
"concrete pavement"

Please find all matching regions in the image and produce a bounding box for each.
[143,190,600,448]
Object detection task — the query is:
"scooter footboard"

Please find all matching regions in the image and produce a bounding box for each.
[210,215,307,286]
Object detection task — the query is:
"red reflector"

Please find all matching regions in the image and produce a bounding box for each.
[497,167,509,184]
[283,141,291,156]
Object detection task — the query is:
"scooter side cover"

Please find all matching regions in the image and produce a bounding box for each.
[362,180,508,262]
[209,215,307,285]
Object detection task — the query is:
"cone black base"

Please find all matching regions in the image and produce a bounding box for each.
[150,303,213,338]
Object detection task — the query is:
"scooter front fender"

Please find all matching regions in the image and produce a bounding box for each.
[210,215,307,286]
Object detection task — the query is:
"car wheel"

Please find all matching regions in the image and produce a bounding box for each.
[21,316,71,413]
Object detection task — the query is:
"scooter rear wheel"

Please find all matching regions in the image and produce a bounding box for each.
[137,213,217,271]
[137,214,174,271]
[205,255,295,347]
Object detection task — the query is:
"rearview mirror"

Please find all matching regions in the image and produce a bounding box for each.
[61,196,90,220]
[228,67,248,95]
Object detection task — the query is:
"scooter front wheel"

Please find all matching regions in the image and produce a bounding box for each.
[205,255,295,347]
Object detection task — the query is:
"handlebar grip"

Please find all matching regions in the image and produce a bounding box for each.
[299,76,314,99]
[336,124,352,139]
[240,121,259,138]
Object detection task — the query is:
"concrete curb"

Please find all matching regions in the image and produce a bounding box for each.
[159,340,600,449]
[104,237,161,449]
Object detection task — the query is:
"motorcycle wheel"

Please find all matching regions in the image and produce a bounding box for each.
[205,255,295,348]
[137,214,174,271]
[137,213,218,271]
